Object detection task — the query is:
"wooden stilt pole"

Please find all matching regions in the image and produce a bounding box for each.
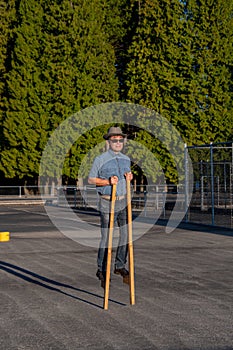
[126,179,135,305]
[103,184,116,310]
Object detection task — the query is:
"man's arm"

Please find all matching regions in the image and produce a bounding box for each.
[88,156,112,186]
[88,176,119,186]
[88,177,110,186]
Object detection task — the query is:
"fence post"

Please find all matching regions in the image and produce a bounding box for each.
[144,190,147,217]
[201,176,205,211]
[74,188,77,208]
[184,143,189,223]
[162,191,166,218]
[210,142,215,226]
[155,185,159,210]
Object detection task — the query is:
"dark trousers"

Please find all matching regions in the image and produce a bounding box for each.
[97,198,128,272]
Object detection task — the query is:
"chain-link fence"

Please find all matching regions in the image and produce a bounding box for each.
[186,141,233,229]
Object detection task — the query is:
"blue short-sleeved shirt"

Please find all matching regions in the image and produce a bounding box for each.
[88,149,131,196]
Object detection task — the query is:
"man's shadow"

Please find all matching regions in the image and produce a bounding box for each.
[0,260,125,309]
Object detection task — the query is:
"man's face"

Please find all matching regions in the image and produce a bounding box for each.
[108,135,124,153]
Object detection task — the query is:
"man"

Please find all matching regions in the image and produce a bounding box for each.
[88,126,133,286]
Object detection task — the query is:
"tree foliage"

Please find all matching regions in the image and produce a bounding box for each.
[125,0,233,145]
[179,0,233,144]
[123,0,233,180]
[0,0,232,184]
[0,0,119,181]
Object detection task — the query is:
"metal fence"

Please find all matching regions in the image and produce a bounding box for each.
[55,184,177,217]
[0,140,232,229]
[0,184,178,219]
[186,141,233,229]
[0,185,55,198]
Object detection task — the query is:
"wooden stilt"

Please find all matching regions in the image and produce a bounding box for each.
[126,179,135,305]
[103,184,116,310]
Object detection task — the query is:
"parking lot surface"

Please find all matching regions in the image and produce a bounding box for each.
[0,204,233,350]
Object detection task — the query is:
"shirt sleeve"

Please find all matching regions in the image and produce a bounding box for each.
[88,157,100,178]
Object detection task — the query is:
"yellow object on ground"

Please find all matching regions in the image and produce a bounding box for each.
[0,232,10,242]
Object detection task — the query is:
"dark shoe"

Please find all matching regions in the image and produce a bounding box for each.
[96,269,105,282]
[96,270,108,289]
[114,267,129,277]
[114,267,129,284]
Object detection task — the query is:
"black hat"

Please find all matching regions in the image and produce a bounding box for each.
[103,126,127,140]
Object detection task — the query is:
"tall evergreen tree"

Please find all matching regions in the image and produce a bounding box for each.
[1,0,232,185]
[101,0,138,100]
[181,0,233,144]
[0,0,47,181]
[0,0,16,148]
[41,0,119,182]
[0,0,119,184]
[124,0,233,182]
[124,0,186,182]
[125,0,233,145]
[125,0,185,113]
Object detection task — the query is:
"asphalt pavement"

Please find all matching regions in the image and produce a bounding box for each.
[0,204,233,350]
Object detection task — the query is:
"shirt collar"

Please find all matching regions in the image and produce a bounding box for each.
[108,149,122,157]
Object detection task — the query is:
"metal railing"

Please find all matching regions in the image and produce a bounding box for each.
[0,179,232,229]
[0,184,176,219]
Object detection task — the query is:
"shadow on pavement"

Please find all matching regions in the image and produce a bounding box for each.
[0,260,126,309]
